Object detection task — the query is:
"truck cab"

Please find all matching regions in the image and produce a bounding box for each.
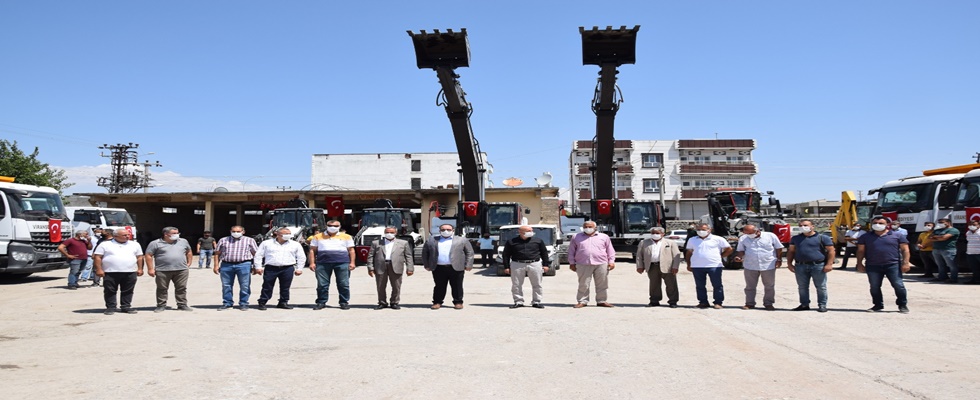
[353,206,423,266]
[493,224,563,277]
[0,178,72,277]
[66,206,137,239]
[870,173,963,265]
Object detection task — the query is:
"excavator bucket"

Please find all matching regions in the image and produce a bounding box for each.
[579,25,640,66]
[407,28,470,69]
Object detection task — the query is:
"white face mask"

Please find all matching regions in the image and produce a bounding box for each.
[326,226,340,234]
[384,233,396,240]
[281,234,293,241]
[650,234,662,241]
[801,226,813,233]
[871,223,886,232]
[891,224,901,229]
[231,232,243,239]
[523,232,535,238]
[582,227,596,234]
[168,234,180,241]
[969,226,979,232]
[696,230,709,238]
[440,230,454,238]
[924,225,934,231]
[852,226,861,231]
[936,223,947,229]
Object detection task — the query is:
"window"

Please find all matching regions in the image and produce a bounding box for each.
[726,156,746,164]
[411,160,421,172]
[641,153,663,168]
[642,179,660,193]
[692,156,710,164]
[162,207,177,214]
[411,178,421,190]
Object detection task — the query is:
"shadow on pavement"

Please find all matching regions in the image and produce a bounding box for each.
[0,276,60,285]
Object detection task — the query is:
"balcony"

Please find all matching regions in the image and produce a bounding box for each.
[575,164,634,175]
[677,139,755,149]
[577,189,634,200]
[679,162,757,174]
[574,140,633,150]
[681,189,712,199]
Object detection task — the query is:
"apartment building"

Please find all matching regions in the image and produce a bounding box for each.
[311,152,490,191]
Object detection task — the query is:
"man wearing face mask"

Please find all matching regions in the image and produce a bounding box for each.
[734,224,783,310]
[93,229,145,315]
[502,225,551,309]
[309,220,356,310]
[856,217,911,313]
[889,221,908,238]
[145,226,194,313]
[214,226,259,311]
[964,220,980,285]
[253,227,307,310]
[568,221,616,308]
[477,232,494,268]
[930,218,960,283]
[916,222,938,278]
[366,226,414,309]
[635,227,681,308]
[422,224,474,310]
[837,224,865,270]
[685,223,732,309]
[786,219,835,312]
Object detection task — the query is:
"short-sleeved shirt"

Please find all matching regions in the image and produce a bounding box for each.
[310,232,354,264]
[687,235,731,268]
[62,237,90,259]
[145,238,192,271]
[477,238,494,251]
[198,237,216,250]
[917,232,934,251]
[736,232,784,271]
[845,229,865,248]
[932,227,959,250]
[94,240,143,273]
[857,230,908,265]
[790,233,832,263]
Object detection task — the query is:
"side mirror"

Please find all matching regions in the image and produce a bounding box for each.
[556,239,564,245]
[524,208,531,214]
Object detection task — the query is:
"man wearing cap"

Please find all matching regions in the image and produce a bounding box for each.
[502,225,551,309]
[635,227,681,308]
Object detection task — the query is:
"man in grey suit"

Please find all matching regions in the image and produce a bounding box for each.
[422,224,474,310]
[635,227,682,308]
[366,226,414,310]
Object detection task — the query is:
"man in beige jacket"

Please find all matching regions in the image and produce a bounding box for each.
[635,227,682,308]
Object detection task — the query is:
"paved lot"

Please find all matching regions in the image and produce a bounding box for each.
[1,259,977,399]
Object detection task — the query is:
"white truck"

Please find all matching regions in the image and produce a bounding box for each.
[494,224,563,277]
[0,177,72,278]
[66,206,138,239]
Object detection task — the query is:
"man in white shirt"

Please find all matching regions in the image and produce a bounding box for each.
[838,225,865,270]
[93,229,145,315]
[254,228,307,310]
[734,224,784,310]
[685,223,733,309]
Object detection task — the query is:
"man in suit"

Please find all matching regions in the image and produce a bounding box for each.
[635,227,682,308]
[366,226,414,310]
[422,224,474,310]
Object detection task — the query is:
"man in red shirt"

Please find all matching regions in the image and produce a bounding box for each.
[58,230,92,290]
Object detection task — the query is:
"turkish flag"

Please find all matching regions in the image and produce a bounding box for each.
[325,196,344,217]
[772,223,791,243]
[48,219,62,242]
[881,211,898,223]
[596,200,612,216]
[966,207,980,223]
[124,226,134,238]
[355,245,371,263]
[463,202,479,217]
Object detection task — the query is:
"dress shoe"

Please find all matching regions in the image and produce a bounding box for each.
[741,305,754,310]
[239,305,249,311]
[531,303,545,309]
[430,304,441,310]
[764,305,776,311]
[256,304,268,310]
[68,285,78,290]
[866,306,884,312]
[791,305,810,311]
[313,303,326,310]
[217,305,231,311]
[712,304,723,310]
[817,306,828,313]
[898,305,910,314]
[573,303,586,308]
[390,304,401,310]
[277,303,293,310]
[154,306,166,313]
[121,308,138,314]
[646,302,660,307]
[374,303,387,310]
[696,303,710,309]
[177,305,193,311]
[597,302,615,308]
[453,304,464,310]
[668,303,678,308]
[509,304,525,309]
[339,304,351,310]
[104,308,117,315]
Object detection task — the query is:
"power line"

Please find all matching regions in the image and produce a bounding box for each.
[97,143,152,193]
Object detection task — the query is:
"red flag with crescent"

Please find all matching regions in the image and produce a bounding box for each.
[48,219,62,242]
[881,211,898,223]
[772,223,791,243]
[596,200,612,216]
[325,196,344,217]
[966,207,980,223]
[463,202,479,217]
[124,226,134,238]
[355,245,371,263]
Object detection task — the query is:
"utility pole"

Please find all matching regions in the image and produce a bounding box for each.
[974,152,979,163]
[97,143,145,193]
[277,186,292,191]
[141,158,163,193]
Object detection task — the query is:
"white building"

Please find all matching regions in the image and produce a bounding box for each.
[311,152,490,191]
[569,139,758,220]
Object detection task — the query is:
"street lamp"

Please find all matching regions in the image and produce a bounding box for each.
[141,152,162,194]
[242,176,264,191]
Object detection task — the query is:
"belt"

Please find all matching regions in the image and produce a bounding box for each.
[513,259,540,263]
[265,264,295,268]
[437,264,452,267]
[798,260,824,264]
[223,259,251,263]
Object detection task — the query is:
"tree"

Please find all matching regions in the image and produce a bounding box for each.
[0,139,73,193]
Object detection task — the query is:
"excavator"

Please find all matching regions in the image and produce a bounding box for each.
[578,25,666,259]
[703,188,790,268]
[407,29,525,241]
[830,191,876,255]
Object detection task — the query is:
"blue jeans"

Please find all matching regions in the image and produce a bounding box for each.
[866,264,907,307]
[315,262,350,305]
[794,262,828,307]
[198,250,214,268]
[692,267,724,305]
[219,261,252,306]
[933,248,958,281]
[79,258,93,280]
[67,259,86,286]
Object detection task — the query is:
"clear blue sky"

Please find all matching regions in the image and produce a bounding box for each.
[2,1,978,203]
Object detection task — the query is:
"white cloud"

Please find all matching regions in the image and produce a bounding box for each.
[57,164,278,194]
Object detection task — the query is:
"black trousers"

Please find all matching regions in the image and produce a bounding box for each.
[432,265,465,305]
[841,247,857,268]
[103,272,138,310]
[480,250,494,266]
[258,265,295,305]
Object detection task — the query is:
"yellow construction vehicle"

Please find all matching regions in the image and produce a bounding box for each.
[830,191,876,255]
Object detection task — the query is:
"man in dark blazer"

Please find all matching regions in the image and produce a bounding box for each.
[422,224,474,309]
[366,226,414,310]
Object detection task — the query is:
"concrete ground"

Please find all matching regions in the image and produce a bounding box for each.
[1,258,977,400]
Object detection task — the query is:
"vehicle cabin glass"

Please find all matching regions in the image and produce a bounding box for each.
[957,179,980,207]
[1,189,67,221]
[487,205,518,234]
[877,184,931,212]
[623,202,657,233]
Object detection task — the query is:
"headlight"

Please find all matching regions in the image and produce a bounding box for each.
[11,249,35,262]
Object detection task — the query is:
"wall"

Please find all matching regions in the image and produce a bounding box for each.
[311,153,488,190]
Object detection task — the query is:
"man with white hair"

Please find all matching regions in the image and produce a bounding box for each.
[568,221,616,308]
[734,224,783,310]
[635,227,681,308]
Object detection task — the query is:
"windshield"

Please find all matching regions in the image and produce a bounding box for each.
[856,204,875,226]
[957,178,980,207]
[271,210,324,229]
[623,202,657,233]
[560,217,585,234]
[1,189,68,221]
[487,204,518,234]
[730,192,761,213]
[102,210,135,226]
[498,227,555,245]
[361,210,404,228]
[877,184,931,212]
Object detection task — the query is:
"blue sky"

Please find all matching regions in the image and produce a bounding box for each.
[1,1,978,203]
